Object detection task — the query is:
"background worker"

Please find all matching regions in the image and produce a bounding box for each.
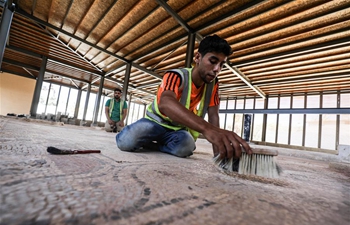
[105,88,128,132]
[116,35,252,159]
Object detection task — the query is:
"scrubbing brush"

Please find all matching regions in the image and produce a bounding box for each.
[47,146,101,154]
[213,147,282,178]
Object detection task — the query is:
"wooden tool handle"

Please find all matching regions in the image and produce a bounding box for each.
[75,150,101,154]
[47,147,101,154]
[250,147,278,156]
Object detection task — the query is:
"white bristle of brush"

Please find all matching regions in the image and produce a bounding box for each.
[213,148,282,178]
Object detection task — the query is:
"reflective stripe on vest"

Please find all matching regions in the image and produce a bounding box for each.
[145,68,215,139]
[109,98,124,120]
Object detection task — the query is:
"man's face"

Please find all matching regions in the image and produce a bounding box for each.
[195,52,227,84]
[114,90,122,99]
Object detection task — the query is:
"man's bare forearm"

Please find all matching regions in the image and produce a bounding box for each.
[207,106,220,155]
[208,106,219,127]
[105,107,111,121]
[121,109,127,122]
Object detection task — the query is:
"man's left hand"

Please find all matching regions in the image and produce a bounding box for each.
[117,121,125,127]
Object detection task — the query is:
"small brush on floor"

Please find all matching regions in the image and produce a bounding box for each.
[47,146,101,154]
[213,147,282,178]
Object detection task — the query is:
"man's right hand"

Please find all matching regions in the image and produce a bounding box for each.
[203,127,252,159]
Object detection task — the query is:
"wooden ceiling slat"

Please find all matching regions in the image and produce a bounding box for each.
[134,38,187,66]
[2,64,38,79]
[249,65,350,81]
[260,79,350,89]
[256,74,350,87]
[70,0,114,41]
[2,0,348,104]
[10,24,98,66]
[225,0,350,49]
[230,30,350,64]
[240,47,350,71]
[232,20,350,57]
[114,0,191,55]
[247,59,350,77]
[10,37,92,68]
[83,0,120,45]
[10,30,101,73]
[31,0,51,22]
[4,49,41,66]
[254,70,350,85]
[260,83,350,94]
[91,0,150,51]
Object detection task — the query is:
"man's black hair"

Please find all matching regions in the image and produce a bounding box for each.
[114,88,122,92]
[198,34,232,57]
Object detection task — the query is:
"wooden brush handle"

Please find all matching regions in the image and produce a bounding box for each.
[250,147,278,156]
[75,150,101,154]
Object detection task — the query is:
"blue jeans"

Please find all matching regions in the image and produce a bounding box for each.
[116,118,196,157]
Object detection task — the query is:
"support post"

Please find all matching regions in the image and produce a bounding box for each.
[81,83,91,124]
[143,103,147,118]
[54,86,62,116]
[126,94,132,126]
[122,63,131,102]
[0,0,15,70]
[92,76,104,126]
[232,98,237,132]
[185,32,195,68]
[30,56,47,117]
[288,94,293,145]
[241,97,246,137]
[261,97,268,142]
[64,88,71,115]
[250,96,256,140]
[275,95,280,144]
[318,92,323,148]
[302,93,307,147]
[74,88,82,119]
[224,97,228,130]
[335,91,340,150]
[243,114,252,142]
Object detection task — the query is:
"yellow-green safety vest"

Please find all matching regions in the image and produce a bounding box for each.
[109,98,124,121]
[145,68,215,140]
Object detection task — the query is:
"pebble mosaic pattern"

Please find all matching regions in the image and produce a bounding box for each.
[0,117,349,225]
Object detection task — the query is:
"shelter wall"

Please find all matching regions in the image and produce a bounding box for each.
[0,72,35,116]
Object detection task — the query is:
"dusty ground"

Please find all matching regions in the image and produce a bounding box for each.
[0,116,349,225]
